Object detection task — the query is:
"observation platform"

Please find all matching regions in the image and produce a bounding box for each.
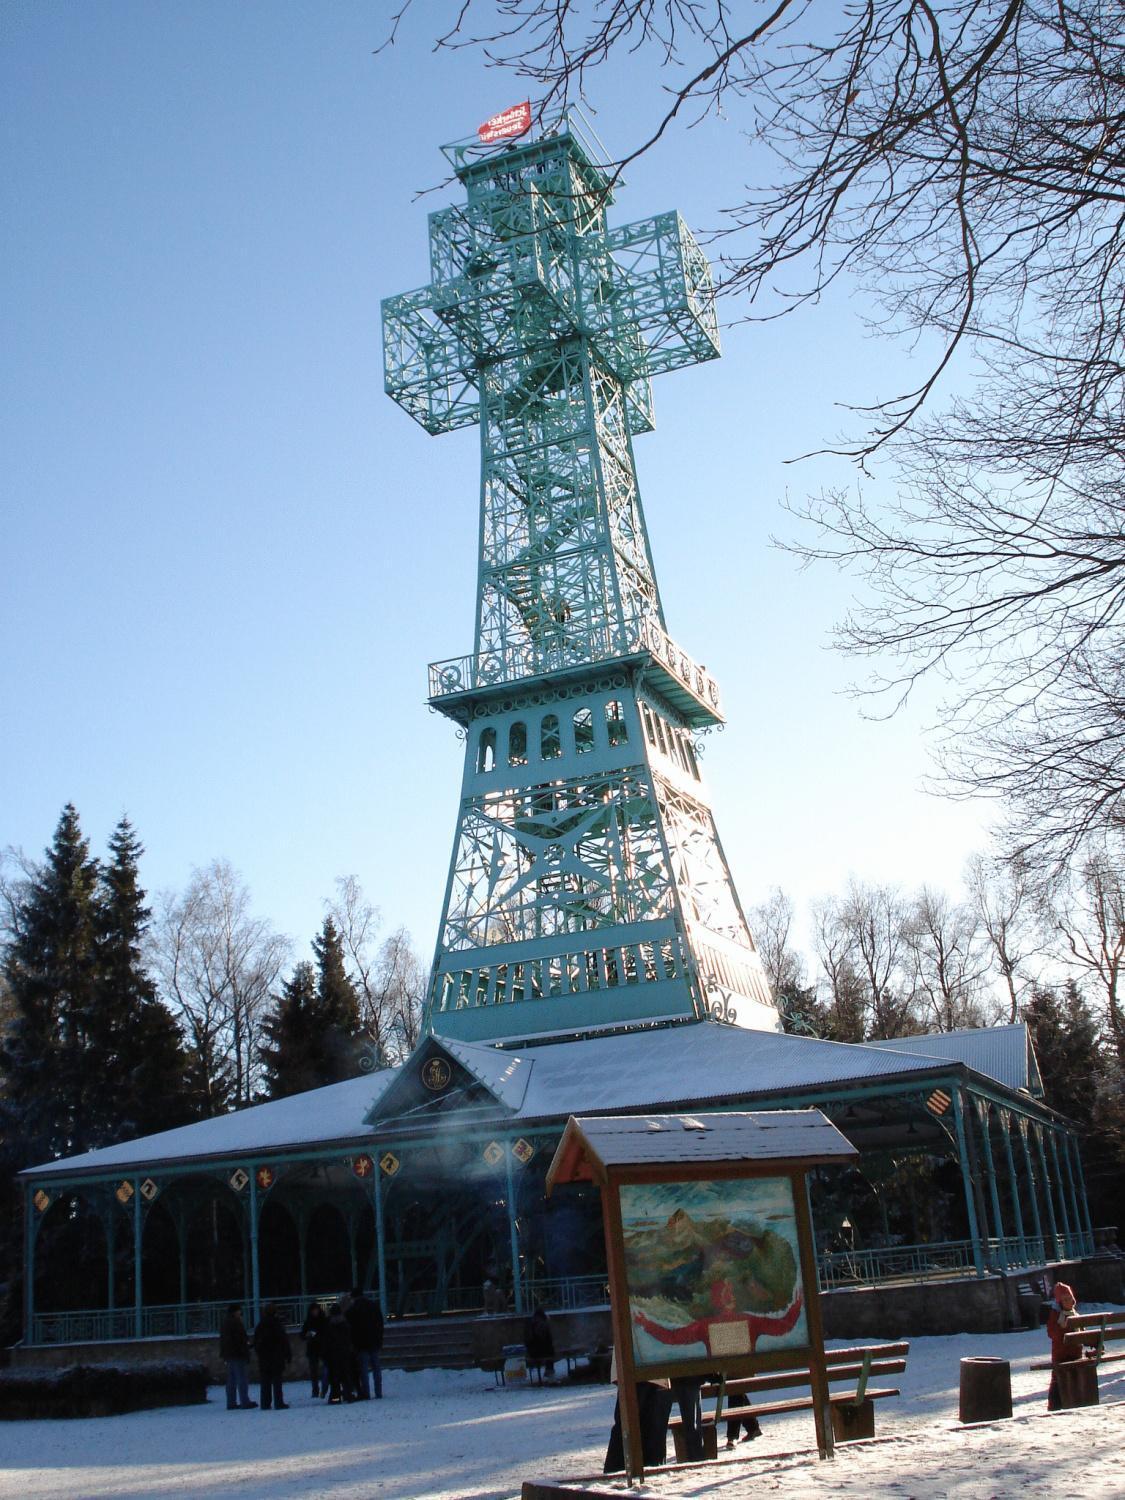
[427,618,723,728]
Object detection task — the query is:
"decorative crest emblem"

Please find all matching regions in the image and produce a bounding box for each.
[379,1151,401,1177]
[512,1138,535,1165]
[115,1180,135,1205]
[421,1056,452,1093]
[229,1168,249,1193]
[482,1141,505,1167]
[256,1166,275,1192]
[140,1178,159,1202]
[352,1154,374,1179]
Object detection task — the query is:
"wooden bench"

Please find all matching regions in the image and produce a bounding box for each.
[1032,1308,1125,1407]
[670,1341,909,1460]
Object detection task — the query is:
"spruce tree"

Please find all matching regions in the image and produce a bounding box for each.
[261,919,364,1099]
[0,804,101,1163]
[312,916,362,1076]
[95,818,192,1141]
[260,961,321,1098]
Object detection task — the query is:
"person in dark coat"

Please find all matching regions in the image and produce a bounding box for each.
[253,1303,291,1410]
[324,1301,356,1404]
[219,1304,256,1410]
[300,1301,328,1398]
[523,1305,556,1379]
[346,1286,385,1399]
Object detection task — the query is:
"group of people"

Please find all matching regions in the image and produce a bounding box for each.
[219,1288,385,1412]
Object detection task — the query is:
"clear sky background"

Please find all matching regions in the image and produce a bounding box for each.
[2,2,994,973]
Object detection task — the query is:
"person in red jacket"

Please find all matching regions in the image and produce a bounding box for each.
[1046,1281,1081,1411]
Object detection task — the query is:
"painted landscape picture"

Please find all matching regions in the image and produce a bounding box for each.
[620,1176,809,1368]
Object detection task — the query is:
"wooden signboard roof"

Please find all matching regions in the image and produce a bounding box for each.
[546,1108,856,1190]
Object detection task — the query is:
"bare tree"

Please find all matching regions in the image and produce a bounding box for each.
[150,861,289,1111]
[402,0,1125,862]
[326,876,427,1067]
[749,887,805,1001]
[903,885,991,1032]
[837,881,917,1039]
[1051,842,1125,1064]
[810,895,868,1043]
[966,853,1039,1023]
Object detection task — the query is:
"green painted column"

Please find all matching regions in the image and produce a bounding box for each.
[23,1186,36,1343]
[1067,1132,1095,1243]
[248,1169,261,1324]
[105,1203,116,1311]
[1033,1125,1060,1256]
[374,1170,388,1319]
[1046,1130,1073,1251]
[977,1101,1007,1260]
[133,1179,142,1339]
[297,1208,308,1303]
[1017,1120,1045,1256]
[998,1110,1027,1255]
[953,1090,985,1274]
[505,1148,524,1315]
[1053,1129,1082,1255]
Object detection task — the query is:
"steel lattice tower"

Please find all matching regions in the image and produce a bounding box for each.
[383,113,777,1045]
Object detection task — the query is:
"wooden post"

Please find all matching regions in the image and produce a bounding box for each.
[795,1173,833,1459]
[601,1177,644,1482]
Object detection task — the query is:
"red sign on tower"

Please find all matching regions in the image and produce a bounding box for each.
[478,102,532,144]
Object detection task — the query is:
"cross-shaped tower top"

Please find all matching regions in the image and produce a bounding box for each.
[383,111,776,1045]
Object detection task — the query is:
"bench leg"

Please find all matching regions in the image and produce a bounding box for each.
[831,1399,876,1442]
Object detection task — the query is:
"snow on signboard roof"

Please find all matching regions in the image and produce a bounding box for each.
[547,1108,857,1189]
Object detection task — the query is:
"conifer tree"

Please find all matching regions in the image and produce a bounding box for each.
[95,818,192,1141]
[260,961,321,1098]
[312,916,362,1075]
[0,804,101,1163]
[261,919,364,1099]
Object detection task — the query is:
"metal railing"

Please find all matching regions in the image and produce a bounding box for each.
[817,1230,1095,1290]
[26,1232,1103,1346]
[428,615,721,717]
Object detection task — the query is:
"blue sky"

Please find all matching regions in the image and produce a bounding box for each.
[2,3,992,970]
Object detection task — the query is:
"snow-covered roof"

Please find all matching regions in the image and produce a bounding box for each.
[862,1024,1042,1097]
[433,1023,975,1124]
[24,1069,398,1178]
[23,1021,1038,1181]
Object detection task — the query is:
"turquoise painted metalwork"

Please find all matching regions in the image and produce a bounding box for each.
[382,109,776,1043]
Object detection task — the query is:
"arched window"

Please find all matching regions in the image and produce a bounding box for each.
[508,720,528,766]
[641,703,658,747]
[477,727,496,774]
[540,714,561,759]
[605,699,628,746]
[573,706,595,754]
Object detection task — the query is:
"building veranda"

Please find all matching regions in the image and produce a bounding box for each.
[20,1021,1097,1347]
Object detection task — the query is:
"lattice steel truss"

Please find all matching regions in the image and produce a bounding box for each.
[383,112,777,1043]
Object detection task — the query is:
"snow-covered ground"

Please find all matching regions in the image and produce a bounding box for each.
[0,1322,1120,1499]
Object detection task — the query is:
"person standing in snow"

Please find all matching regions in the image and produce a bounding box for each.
[300,1300,328,1398]
[219,1304,256,1410]
[253,1302,292,1410]
[1046,1280,1088,1410]
[346,1285,384,1399]
[324,1300,356,1403]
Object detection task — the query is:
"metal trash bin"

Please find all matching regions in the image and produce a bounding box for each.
[959,1356,1013,1423]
